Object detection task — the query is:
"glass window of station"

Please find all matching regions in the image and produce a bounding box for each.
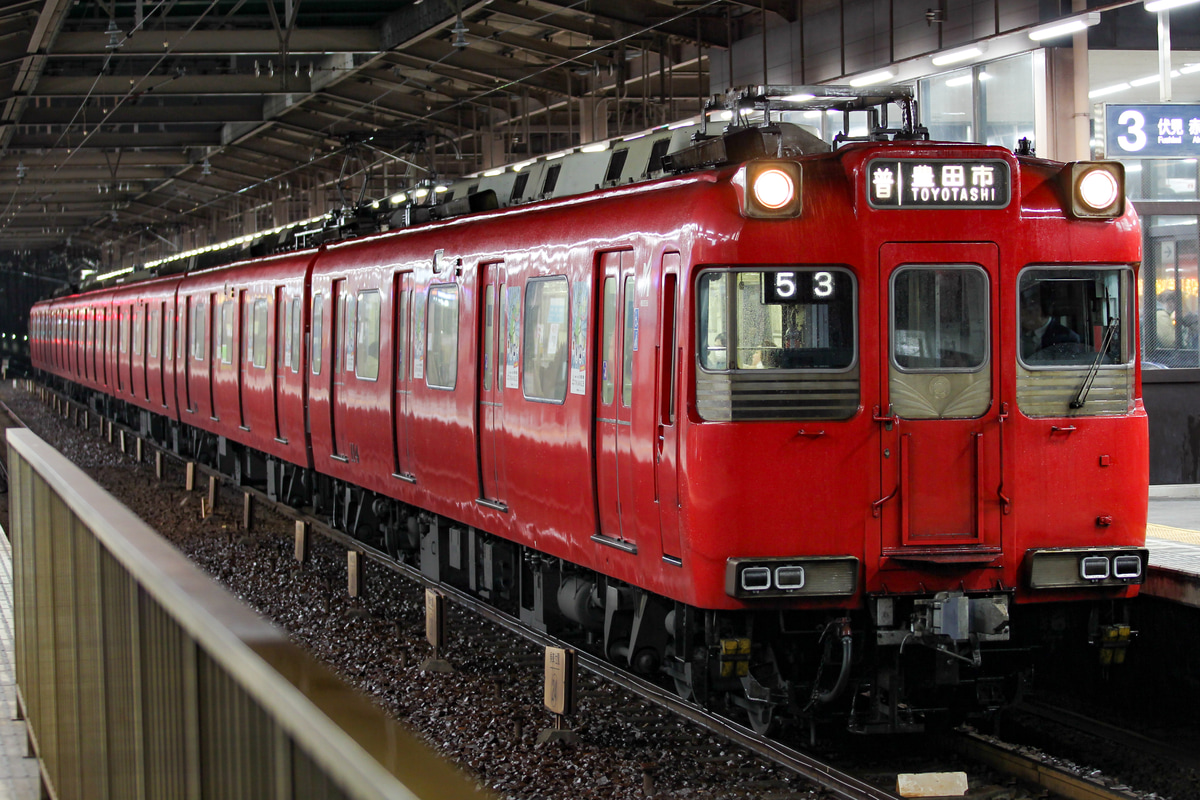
[1089,50,1200,369]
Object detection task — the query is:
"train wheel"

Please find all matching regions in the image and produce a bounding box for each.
[744,699,776,736]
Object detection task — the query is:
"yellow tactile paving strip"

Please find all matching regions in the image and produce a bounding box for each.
[1148,524,1200,545]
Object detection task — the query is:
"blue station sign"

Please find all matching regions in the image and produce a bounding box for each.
[1105,104,1200,158]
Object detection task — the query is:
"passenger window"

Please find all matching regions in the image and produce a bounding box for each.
[119,309,129,354]
[522,277,569,402]
[601,278,616,404]
[892,267,988,371]
[252,299,268,368]
[311,293,324,375]
[192,301,206,361]
[426,285,459,389]
[356,290,381,380]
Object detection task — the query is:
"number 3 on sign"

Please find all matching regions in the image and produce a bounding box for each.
[1116,110,1147,153]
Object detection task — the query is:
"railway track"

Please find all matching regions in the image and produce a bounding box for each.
[4,381,1177,800]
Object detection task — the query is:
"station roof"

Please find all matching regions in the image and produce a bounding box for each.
[0,0,768,257]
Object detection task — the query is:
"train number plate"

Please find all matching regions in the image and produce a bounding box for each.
[867,159,1011,209]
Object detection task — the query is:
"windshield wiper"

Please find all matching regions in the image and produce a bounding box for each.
[1070,319,1119,409]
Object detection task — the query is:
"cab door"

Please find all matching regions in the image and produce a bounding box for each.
[594,251,637,550]
[878,243,1004,565]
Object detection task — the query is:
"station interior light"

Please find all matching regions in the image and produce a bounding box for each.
[1145,0,1200,12]
[931,44,986,66]
[1028,12,1101,41]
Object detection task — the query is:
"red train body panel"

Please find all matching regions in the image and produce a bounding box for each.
[30,87,1149,732]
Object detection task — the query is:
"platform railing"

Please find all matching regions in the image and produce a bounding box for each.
[7,427,486,800]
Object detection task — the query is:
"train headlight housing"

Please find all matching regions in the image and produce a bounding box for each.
[726,556,857,599]
[1064,161,1125,219]
[738,161,802,219]
[1026,547,1148,589]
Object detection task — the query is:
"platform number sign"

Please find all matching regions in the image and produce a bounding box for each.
[1106,104,1200,158]
[763,269,845,304]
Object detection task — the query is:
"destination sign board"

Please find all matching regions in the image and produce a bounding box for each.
[867,159,1011,209]
[1105,104,1200,158]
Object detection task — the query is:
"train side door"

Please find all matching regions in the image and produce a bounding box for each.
[477,261,506,507]
[392,272,414,479]
[878,243,1003,564]
[594,250,637,549]
[656,255,682,560]
[330,278,353,461]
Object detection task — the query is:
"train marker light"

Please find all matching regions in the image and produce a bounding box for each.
[1080,556,1111,581]
[1113,554,1143,579]
[1065,162,1124,218]
[739,161,802,219]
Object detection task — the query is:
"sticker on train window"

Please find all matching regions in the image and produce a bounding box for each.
[867,159,1010,209]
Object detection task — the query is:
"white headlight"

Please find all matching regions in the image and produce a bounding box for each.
[753,168,795,210]
[1077,168,1120,210]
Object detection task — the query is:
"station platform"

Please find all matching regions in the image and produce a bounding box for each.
[0,532,39,800]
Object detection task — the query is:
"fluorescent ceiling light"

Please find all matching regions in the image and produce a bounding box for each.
[483,168,504,177]
[1029,12,1100,41]
[931,45,985,66]
[1145,0,1200,12]
[850,69,894,87]
[1130,74,1162,87]
[944,75,973,87]
[782,93,815,102]
[1089,82,1131,98]
[668,119,696,130]
[580,143,608,153]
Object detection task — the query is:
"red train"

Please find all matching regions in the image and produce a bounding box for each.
[30,86,1148,734]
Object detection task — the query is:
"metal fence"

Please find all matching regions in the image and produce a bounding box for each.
[7,427,486,800]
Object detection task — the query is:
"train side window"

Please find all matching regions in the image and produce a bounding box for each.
[252,299,268,368]
[412,292,426,380]
[356,289,381,381]
[164,308,173,362]
[483,287,494,391]
[192,300,206,361]
[344,292,357,375]
[219,300,234,364]
[426,284,459,390]
[396,291,409,381]
[280,297,290,370]
[133,306,144,356]
[290,298,301,374]
[622,276,636,407]
[601,278,617,404]
[149,308,160,359]
[119,307,129,354]
[522,277,569,402]
[311,292,324,375]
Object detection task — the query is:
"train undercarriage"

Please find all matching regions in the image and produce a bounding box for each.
[68,387,1133,737]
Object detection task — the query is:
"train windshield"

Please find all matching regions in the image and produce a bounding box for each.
[1018,268,1132,368]
[697,268,856,371]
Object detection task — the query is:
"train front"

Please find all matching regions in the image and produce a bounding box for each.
[674,86,1147,733]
